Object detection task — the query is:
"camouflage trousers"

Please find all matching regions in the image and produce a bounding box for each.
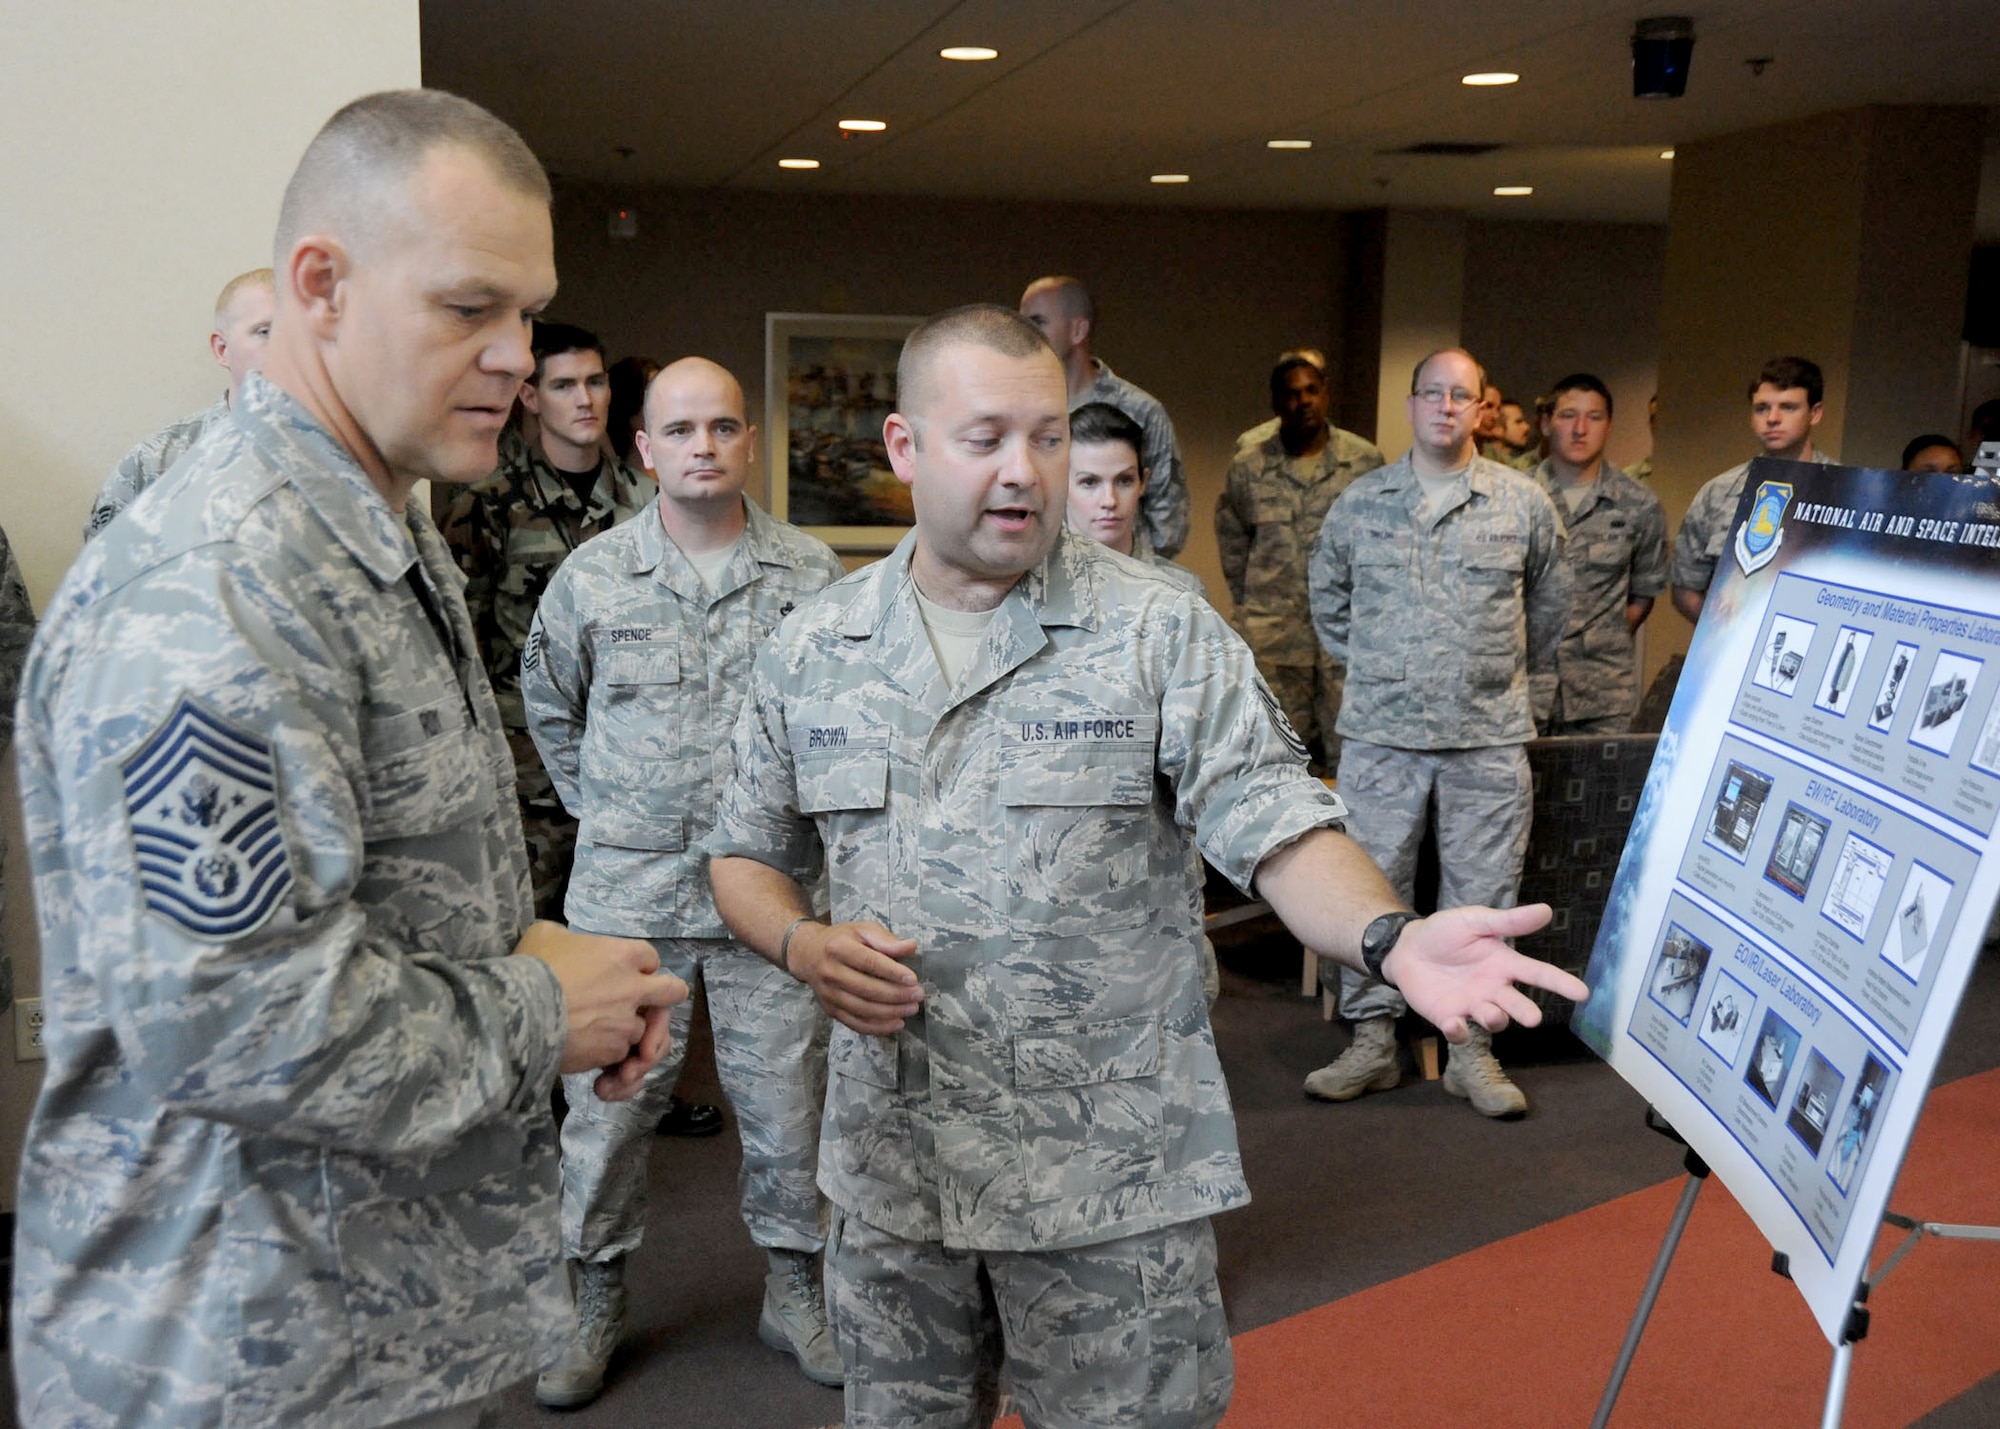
[1541,688,1632,737]
[1259,648,1344,773]
[1326,740,1532,1021]
[562,936,829,1262]
[382,1396,500,1429]
[507,728,576,923]
[826,1209,1232,1429]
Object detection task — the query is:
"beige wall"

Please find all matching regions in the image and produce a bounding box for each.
[0,2,421,1210]
[1649,105,1985,680]
[1461,219,1669,473]
[1372,211,1467,459]
[546,183,1348,600]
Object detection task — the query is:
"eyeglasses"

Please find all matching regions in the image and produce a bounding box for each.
[1412,387,1480,410]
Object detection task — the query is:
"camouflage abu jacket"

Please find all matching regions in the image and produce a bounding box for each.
[13,373,568,1428]
[711,529,1346,1252]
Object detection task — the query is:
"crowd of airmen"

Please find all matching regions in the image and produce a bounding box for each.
[5,84,1995,1429]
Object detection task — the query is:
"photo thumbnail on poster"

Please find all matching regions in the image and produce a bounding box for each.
[1646,924,1711,1025]
[1908,651,1982,757]
[1745,1008,1802,1110]
[1753,614,1817,697]
[1969,690,2000,777]
[1868,641,1919,733]
[1699,969,1756,1066]
[1707,760,1774,860]
[1814,627,1873,717]
[1826,1055,1892,1198]
[1820,833,1893,941]
[1786,1048,1846,1156]
[1764,802,1831,899]
[1881,862,1955,984]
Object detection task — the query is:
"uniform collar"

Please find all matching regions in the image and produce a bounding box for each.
[629,495,796,601]
[515,432,635,520]
[1534,458,1614,516]
[837,528,1100,710]
[234,371,418,585]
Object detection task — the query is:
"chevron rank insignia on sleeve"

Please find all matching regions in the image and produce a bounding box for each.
[123,696,293,941]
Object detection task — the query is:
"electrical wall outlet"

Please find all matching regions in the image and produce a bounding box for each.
[15,997,44,1062]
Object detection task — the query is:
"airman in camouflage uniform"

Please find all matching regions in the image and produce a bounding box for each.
[436,324,655,921]
[9,93,686,1429]
[1020,276,1190,557]
[1217,354,1384,770]
[522,358,847,1405]
[85,268,275,540]
[710,310,1588,1429]
[1529,374,1669,734]
[1307,348,1571,1118]
[1670,356,1832,623]
[1067,402,1221,1005]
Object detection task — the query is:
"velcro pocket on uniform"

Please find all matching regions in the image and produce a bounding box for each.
[998,718,1158,807]
[598,643,679,685]
[579,809,685,852]
[360,696,487,839]
[1014,1014,1161,1090]
[1351,541,1412,566]
[1463,545,1524,573]
[792,718,891,812]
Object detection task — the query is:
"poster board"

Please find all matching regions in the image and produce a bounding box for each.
[1577,457,2000,1344]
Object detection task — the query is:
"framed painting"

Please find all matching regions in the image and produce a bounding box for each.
[765,312,923,551]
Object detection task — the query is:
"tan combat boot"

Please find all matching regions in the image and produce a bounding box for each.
[535,1257,627,1408]
[759,1248,844,1387]
[1441,1024,1529,1118]
[1303,1016,1401,1101]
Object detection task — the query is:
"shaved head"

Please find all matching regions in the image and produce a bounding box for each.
[273,89,549,264]
[1020,275,1094,326]
[644,355,745,430]
[897,305,1055,431]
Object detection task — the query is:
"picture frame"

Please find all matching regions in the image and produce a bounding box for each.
[765,312,924,551]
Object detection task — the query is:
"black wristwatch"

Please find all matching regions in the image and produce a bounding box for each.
[1360,911,1418,986]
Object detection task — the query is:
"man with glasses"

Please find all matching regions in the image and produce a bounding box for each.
[1306,348,1570,1117]
[1530,373,1667,734]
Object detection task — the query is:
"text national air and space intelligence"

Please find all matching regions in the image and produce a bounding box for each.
[1578,455,2000,1344]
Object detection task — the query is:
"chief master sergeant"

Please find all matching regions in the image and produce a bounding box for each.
[708,306,1588,1429]
[11,90,686,1429]
[1307,347,1571,1119]
[522,357,846,1406]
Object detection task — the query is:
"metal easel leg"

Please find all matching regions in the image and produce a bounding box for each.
[1589,1145,1710,1429]
[1819,1338,1856,1429]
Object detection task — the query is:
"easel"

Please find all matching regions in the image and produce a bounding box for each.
[1590,1107,2000,1429]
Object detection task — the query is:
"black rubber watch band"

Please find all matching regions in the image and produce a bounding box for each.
[1360,911,1418,986]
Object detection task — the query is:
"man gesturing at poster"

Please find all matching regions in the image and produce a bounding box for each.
[708,304,1587,1429]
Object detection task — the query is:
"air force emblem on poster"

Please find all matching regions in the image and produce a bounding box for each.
[123,696,292,941]
[1734,480,1794,575]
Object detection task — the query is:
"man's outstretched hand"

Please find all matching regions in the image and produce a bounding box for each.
[1378,902,1589,1042]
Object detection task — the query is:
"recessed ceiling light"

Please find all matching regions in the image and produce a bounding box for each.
[1150,173,1191,184]
[1267,139,1313,150]
[1660,147,1676,159]
[1493,185,1534,196]
[838,118,887,132]
[1462,71,1520,86]
[939,45,998,61]
[778,158,820,170]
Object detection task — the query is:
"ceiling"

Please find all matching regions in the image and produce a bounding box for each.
[422,0,2000,229]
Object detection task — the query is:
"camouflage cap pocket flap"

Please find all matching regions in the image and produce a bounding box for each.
[1013,1014,1161,1091]
[599,643,680,685]
[579,809,685,852]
